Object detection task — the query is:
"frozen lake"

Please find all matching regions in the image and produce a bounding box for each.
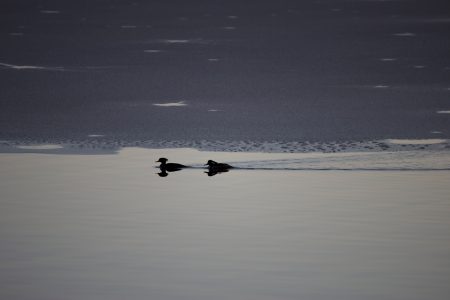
[1,0,450,142]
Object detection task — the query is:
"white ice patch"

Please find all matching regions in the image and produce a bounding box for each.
[153,101,187,107]
[0,62,64,71]
[437,110,450,114]
[150,38,211,45]
[393,32,416,37]
[374,85,389,88]
[163,39,190,44]
[40,10,60,14]
[208,109,221,112]
[222,26,236,30]
[379,58,397,61]
[385,139,446,145]
[207,58,220,62]
[88,134,105,138]
[144,49,162,53]
[431,131,442,134]
[413,65,425,69]
[17,144,63,150]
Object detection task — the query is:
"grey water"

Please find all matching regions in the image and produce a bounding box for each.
[1,148,450,299]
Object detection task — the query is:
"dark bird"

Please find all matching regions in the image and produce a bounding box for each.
[205,160,234,171]
[156,158,188,172]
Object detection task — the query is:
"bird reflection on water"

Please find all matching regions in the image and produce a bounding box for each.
[204,160,233,176]
[157,169,169,177]
[156,157,188,177]
[204,169,229,176]
[156,158,234,177]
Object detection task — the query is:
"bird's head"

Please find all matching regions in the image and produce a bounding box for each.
[205,160,217,166]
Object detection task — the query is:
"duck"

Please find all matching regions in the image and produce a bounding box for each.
[156,158,188,172]
[205,160,234,171]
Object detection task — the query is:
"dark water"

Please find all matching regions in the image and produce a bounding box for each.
[1,0,450,142]
[1,149,450,299]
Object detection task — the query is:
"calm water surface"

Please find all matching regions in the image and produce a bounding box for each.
[1,148,449,300]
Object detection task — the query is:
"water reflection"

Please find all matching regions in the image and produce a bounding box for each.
[156,157,189,177]
[156,159,234,177]
[205,169,229,176]
[157,168,184,177]
[205,160,234,176]
[157,168,232,177]
[157,169,169,177]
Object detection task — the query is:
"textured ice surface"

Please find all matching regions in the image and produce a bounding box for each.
[1,0,450,146]
[1,139,449,158]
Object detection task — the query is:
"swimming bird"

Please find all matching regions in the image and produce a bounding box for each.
[205,160,234,171]
[156,158,188,172]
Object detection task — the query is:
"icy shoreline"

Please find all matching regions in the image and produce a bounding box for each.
[0,138,449,155]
